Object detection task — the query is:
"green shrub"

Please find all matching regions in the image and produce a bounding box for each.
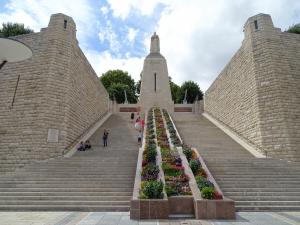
[161,147,171,159]
[189,159,200,174]
[162,162,183,177]
[195,176,214,191]
[146,148,157,163]
[141,164,159,180]
[165,183,178,196]
[201,186,215,199]
[183,147,193,162]
[142,180,164,199]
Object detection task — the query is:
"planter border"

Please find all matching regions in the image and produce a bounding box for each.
[130,109,168,219]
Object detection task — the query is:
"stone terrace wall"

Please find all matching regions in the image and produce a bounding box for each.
[0,13,109,172]
[205,14,300,161]
[204,29,261,150]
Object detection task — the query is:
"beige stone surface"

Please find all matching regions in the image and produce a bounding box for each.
[205,13,300,161]
[139,33,173,114]
[0,13,109,172]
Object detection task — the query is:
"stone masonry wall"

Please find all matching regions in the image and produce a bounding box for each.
[0,13,109,172]
[205,14,300,161]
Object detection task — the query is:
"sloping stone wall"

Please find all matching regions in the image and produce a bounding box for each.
[0,13,109,172]
[205,14,300,161]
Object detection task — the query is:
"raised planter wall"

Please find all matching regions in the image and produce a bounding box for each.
[167,111,236,219]
[130,109,169,219]
[131,108,235,220]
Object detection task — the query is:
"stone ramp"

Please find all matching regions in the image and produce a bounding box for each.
[0,114,139,211]
[173,112,300,211]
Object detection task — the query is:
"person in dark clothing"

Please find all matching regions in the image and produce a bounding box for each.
[103,129,109,147]
[130,112,135,123]
[84,140,91,150]
[77,141,85,151]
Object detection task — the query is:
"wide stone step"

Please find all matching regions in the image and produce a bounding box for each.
[229,196,300,201]
[0,205,130,211]
[216,178,300,182]
[0,196,131,201]
[0,191,132,196]
[224,191,300,197]
[0,177,134,182]
[10,172,135,176]
[220,187,300,192]
[236,205,300,211]
[0,187,133,192]
[214,175,300,179]
[219,184,300,188]
[217,181,300,185]
[234,200,300,206]
[0,200,129,206]
[0,183,134,188]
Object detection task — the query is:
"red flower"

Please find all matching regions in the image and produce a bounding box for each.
[171,165,184,170]
[214,191,223,200]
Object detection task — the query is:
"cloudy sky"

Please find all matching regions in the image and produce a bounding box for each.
[1,0,300,91]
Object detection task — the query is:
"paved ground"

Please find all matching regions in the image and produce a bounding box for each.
[0,211,299,225]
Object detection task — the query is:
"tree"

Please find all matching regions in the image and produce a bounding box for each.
[107,83,137,104]
[0,22,34,37]
[286,23,300,34]
[100,69,137,103]
[178,81,203,104]
[135,80,141,95]
[169,77,180,103]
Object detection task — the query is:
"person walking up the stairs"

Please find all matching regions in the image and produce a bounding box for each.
[103,129,109,147]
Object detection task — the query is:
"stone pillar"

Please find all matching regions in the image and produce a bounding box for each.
[139,32,173,114]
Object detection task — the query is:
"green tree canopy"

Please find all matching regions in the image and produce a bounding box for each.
[169,77,180,103]
[100,69,137,103]
[286,23,300,34]
[178,81,203,104]
[0,22,34,37]
[107,83,137,104]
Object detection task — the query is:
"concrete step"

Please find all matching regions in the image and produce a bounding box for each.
[0,205,130,211]
[234,201,300,206]
[0,183,134,188]
[236,205,300,211]
[173,113,300,212]
[0,185,133,193]
[0,200,129,206]
[0,196,131,201]
[0,191,132,196]
[229,196,300,201]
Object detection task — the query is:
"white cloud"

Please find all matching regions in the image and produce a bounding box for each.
[100,6,109,15]
[98,20,120,54]
[107,0,172,19]
[146,0,300,91]
[85,50,143,80]
[0,0,96,45]
[127,27,138,43]
[1,0,300,93]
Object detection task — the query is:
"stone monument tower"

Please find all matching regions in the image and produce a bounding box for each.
[139,32,173,113]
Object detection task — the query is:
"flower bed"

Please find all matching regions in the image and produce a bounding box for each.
[162,109,235,219]
[183,146,223,199]
[140,108,164,199]
[154,108,192,197]
[130,109,169,219]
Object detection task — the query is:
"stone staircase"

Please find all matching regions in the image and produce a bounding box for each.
[0,113,139,211]
[173,112,300,211]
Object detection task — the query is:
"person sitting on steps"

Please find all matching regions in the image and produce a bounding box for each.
[84,140,91,150]
[77,141,85,151]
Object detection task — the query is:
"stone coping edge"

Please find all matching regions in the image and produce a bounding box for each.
[203,112,265,158]
[64,112,112,158]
